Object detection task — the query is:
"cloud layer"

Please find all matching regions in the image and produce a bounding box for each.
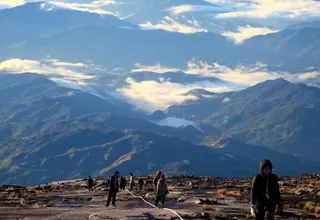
[211,0,320,27]
[140,16,207,34]
[168,4,232,15]
[0,58,95,80]
[1,58,319,112]
[117,77,233,111]
[1,0,117,15]
[122,59,320,111]
[222,25,279,44]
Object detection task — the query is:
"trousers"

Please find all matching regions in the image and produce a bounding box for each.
[255,202,276,220]
[155,195,165,207]
[106,189,117,206]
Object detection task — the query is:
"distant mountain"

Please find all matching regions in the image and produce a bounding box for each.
[0,73,142,121]
[165,78,320,161]
[0,73,204,140]
[1,24,230,70]
[238,28,320,72]
[1,2,319,72]
[102,0,243,31]
[288,20,320,29]
[0,2,137,49]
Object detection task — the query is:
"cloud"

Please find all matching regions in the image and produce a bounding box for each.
[140,16,207,34]
[214,0,320,24]
[297,71,320,81]
[222,97,231,103]
[185,59,291,86]
[117,77,234,111]
[128,58,320,92]
[168,4,231,15]
[0,0,30,7]
[50,77,106,99]
[0,58,95,80]
[47,59,89,68]
[132,63,180,73]
[49,77,88,91]
[0,58,110,99]
[49,1,117,15]
[0,0,117,15]
[222,25,279,44]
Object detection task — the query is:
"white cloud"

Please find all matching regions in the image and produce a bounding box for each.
[0,0,30,7]
[130,59,320,89]
[49,1,117,15]
[222,25,279,44]
[127,59,320,107]
[0,0,117,15]
[49,77,88,91]
[215,0,320,23]
[117,77,233,111]
[47,59,89,68]
[140,16,207,34]
[222,97,230,103]
[185,59,290,86]
[0,58,95,80]
[132,63,180,73]
[168,4,231,15]
[297,71,320,81]
[50,77,106,99]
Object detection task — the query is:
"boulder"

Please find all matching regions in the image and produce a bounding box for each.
[177,196,191,202]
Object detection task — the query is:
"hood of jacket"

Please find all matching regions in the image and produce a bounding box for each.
[260,159,273,175]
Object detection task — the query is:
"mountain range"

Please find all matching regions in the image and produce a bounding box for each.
[1,2,320,185]
[0,73,320,185]
[0,2,319,72]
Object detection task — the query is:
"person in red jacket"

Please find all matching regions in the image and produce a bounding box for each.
[153,171,162,190]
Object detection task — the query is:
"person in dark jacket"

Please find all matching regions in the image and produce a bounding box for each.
[106,171,120,207]
[119,176,126,190]
[251,160,282,220]
[138,178,144,191]
[87,176,93,191]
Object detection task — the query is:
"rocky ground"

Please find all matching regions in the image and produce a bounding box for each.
[0,174,320,220]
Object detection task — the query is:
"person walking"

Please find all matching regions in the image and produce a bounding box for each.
[87,176,93,192]
[106,171,120,207]
[120,176,126,190]
[138,178,144,191]
[155,174,168,208]
[250,159,283,220]
[129,173,135,190]
[153,171,162,190]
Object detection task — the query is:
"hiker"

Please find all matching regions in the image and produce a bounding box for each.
[129,173,135,190]
[120,176,127,190]
[138,178,144,191]
[250,159,283,220]
[106,171,120,207]
[87,176,93,191]
[155,174,168,208]
[153,170,162,190]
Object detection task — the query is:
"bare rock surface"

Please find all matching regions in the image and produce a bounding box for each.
[1,174,320,219]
